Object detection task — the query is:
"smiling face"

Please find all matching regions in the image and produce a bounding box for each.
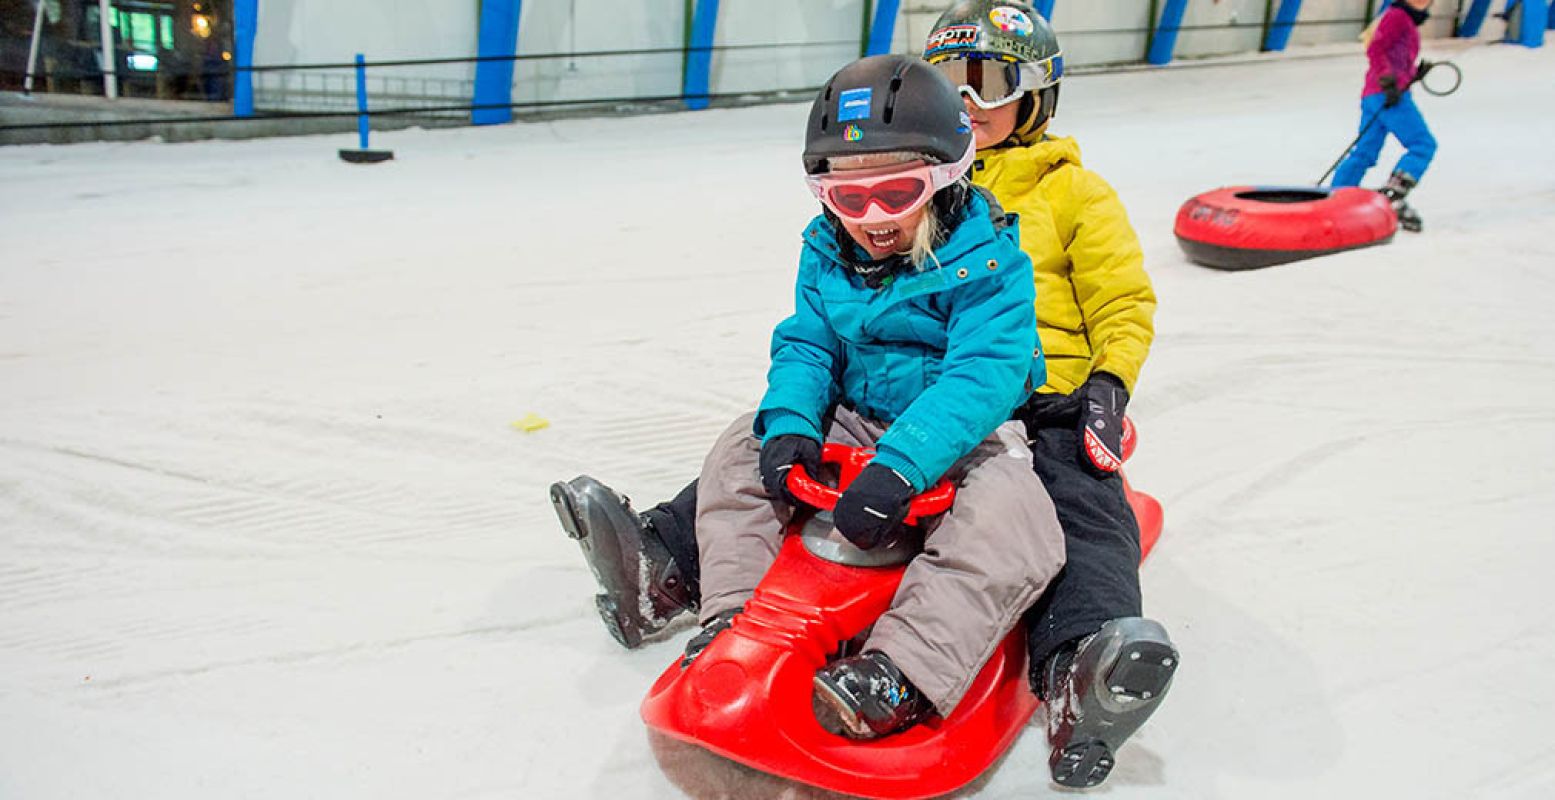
[841,205,928,259]
[961,94,1021,149]
[825,153,932,260]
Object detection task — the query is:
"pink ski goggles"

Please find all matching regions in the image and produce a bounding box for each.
[805,141,975,223]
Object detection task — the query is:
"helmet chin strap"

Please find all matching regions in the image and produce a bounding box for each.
[1013,85,1060,139]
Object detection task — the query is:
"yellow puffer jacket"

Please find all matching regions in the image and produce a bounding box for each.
[970,135,1156,395]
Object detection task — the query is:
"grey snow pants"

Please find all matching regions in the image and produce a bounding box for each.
[695,407,1066,714]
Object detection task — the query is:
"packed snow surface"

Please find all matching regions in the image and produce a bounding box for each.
[3,41,1554,800]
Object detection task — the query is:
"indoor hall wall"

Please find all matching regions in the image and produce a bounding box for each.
[247,1,1471,114]
[513,0,684,106]
[252,0,478,112]
[513,1,864,105]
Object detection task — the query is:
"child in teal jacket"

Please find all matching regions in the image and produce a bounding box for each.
[687,55,1065,741]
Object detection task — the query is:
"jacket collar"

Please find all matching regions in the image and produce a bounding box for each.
[973,134,1083,191]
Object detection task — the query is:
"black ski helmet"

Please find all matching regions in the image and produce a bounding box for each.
[924,0,1064,138]
[802,54,973,175]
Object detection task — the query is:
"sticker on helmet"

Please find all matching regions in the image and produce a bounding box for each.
[957,111,972,134]
[990,7,1035,36]
[843,123,864,142]
[837,88,873,122]
[925,24,981,57]
[1004,39,1041,61]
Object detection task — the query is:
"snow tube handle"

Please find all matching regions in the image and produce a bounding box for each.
[787,444,956,524]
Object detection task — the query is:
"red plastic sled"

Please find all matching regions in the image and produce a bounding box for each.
[641,432,1163,800]
[1175,185,1397,271]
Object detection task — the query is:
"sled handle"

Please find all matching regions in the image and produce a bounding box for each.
[786,443,956,525]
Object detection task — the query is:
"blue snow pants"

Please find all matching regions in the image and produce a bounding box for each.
[1332,91,1438,187]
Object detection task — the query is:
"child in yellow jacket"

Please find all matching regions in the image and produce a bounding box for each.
[550,1,1176,789]
[922,2,1173,787]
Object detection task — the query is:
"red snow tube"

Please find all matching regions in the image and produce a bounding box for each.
[1175,186,1397,271]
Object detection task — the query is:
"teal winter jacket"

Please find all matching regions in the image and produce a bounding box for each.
[755,190,1043,491]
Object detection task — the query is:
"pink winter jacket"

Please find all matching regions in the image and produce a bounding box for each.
[1364,7,1421,97]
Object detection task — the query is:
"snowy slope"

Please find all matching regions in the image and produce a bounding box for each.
[2,41,1554,799]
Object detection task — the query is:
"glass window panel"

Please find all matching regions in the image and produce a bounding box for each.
[130,13,155,50]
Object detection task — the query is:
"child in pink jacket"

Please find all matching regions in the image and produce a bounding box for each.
[1331,0,1439,232]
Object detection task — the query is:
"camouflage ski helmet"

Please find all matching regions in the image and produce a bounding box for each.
[924,1,1064,137]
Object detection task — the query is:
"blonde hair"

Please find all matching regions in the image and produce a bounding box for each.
[908,211,943,269]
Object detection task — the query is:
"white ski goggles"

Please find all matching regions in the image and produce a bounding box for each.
[931,57,1061,110]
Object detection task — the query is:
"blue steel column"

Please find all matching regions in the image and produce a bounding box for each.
[1460,0,1494,35]
[354,54,370,149]
[1264,0,1303,51]
[1033,0,1056,20]
[866,0,902,55]
[1516,0,1548,45]
[472,0,522,125]
[683,0,720,110]
[233,0,257,117]
[1147,0,1189,65]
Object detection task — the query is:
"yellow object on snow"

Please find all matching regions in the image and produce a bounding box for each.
[511,413,550,433]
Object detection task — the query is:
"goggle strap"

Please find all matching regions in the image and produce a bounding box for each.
[930,140,976,189]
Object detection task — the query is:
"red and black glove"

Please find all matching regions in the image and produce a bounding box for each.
[833,463,915,550]
[1379,75,1403,108]
[759,434,822,505]
[1077,372,1129,478]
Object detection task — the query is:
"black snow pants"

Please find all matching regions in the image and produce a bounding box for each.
[643,479,701,593]
[641,394,1143,694]
[1016,394,1143,691]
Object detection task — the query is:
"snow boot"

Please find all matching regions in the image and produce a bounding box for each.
[680,607,741,668]
[1380,170,1422,233]
[550,476,696,648]
[1043,617,1178,789]
[813,651,935,739]
[1393,202,1423,233]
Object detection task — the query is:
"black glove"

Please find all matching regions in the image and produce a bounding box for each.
[759,434,822,505]
[1379,75,1403,108]
[1413,59,1435,85]
[833,463,915,550]
[1077,372,1129,478]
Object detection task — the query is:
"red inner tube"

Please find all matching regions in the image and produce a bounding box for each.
[1175,186,1397,270]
